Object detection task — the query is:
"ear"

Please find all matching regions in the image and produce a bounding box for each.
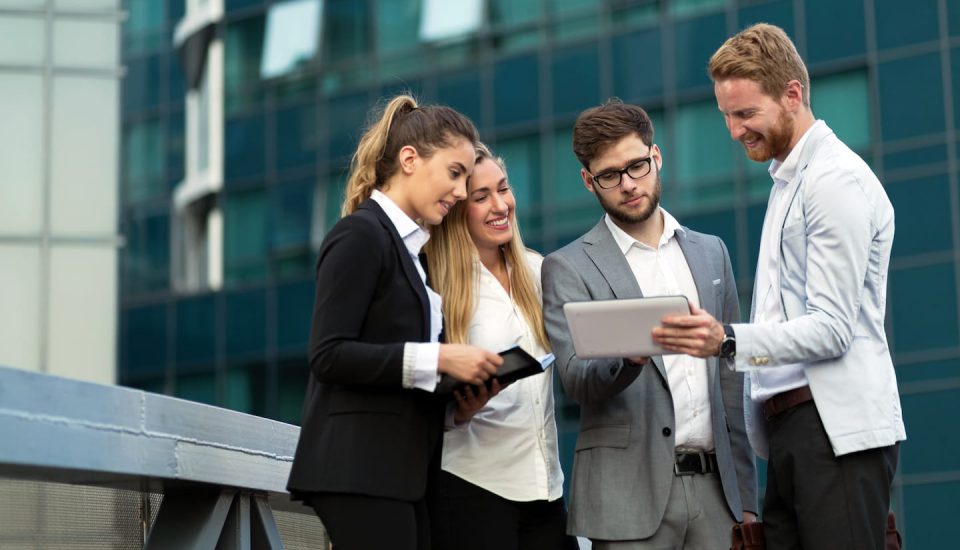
[782,80,805,111]
[581,168,596,195]
[398,145,419,175]
[651,143,663,171]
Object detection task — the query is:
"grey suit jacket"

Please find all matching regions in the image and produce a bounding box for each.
[542,219,757,541]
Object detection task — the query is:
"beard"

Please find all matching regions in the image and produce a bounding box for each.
[595,171,662,225]
[742,109,795,162]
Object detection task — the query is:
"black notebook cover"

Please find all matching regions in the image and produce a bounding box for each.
[435,346,551,395]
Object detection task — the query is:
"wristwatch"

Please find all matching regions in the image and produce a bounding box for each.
[718,324,736,358]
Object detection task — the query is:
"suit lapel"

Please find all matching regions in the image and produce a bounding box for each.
[675,229,719,388]
[361,200,431,339]
[582,219,669,383]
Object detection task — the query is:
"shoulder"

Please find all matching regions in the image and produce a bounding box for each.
[320,208,391,259]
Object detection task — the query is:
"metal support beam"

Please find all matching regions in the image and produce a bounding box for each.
[217,493,251,550]
[145,488,236,549]
[251,494,285,550]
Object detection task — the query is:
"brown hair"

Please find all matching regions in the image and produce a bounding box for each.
[708,23,810,107]
[341,94,479,216]
[425,143,550,350]
[572,98,655,170]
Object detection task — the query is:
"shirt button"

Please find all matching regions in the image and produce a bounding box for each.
[693,410,699,417]
[662,427,672,437]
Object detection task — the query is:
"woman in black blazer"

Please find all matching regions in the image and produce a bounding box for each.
[287,95,503,550]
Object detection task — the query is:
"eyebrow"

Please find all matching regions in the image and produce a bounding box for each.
[596,155,651,174]
[450,161,468,172]
[470,177,507,195]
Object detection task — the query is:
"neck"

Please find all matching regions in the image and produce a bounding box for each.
[477,244,504,274]
[380,177,417,221]
[611,207,664,249]
[777,109,816,163]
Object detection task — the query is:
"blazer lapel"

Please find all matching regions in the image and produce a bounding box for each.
[361,200,431,339]
[675,228,719,387]
[582,219,669,383]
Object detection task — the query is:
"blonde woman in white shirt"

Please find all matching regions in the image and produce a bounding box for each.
[425,144,578,550]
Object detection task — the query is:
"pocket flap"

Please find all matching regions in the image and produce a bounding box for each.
[575,424,630,450]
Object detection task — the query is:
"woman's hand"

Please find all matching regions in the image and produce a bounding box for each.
[452,380,503,424]
[438,344,502,384]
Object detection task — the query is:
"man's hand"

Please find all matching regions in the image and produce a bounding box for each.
[453,380,503,424]
[742,511,759,524]
[439,344,502,384]
[652,305,725,358]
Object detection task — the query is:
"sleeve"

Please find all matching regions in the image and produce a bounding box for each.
[405,343,440,391]
[716,237,759,513]
[732,161,874,370]
[308,215,406,387]
[541,251,644,405]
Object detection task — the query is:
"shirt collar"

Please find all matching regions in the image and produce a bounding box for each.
[371,190,430,254]
[769,119,823,185]
[604,207,685,255]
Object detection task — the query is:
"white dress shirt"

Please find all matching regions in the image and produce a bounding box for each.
[370,190,443,392]
[604,210,714,452]
[441,251,565,502]
[748,126,814,402]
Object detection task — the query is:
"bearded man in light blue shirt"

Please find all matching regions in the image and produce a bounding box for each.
[654,23,906,550]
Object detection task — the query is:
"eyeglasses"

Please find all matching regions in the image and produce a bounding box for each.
[586,155,655,189]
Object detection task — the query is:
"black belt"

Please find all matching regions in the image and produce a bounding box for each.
[674,452,719,476]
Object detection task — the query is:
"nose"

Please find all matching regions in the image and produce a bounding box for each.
[490,191,508,213]
[727,117,746,140]
[619,172,639,192]
[452,178,467,201]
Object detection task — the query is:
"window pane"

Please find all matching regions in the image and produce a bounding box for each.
[551,127,587,205]
[327,92,369,162]
[420,0,482,42]
[903,481,960,549]
[496,134,540,211]
[812,71,870,150]
[324,0,369,62]
[953,47,960,132]
[53,19,117,69]
[277,281,313,350]
[174,370,216,405]
[551,42,599,116]
[673,13,725,91]
[886,175,953,257]
[884,144,948,172]
[124,119,166,203]
[54,0,116,8]
[123,53,162,112]
[669,0,726,17]
[0,15,44,65]
[737,0,794,35]
[683,209,739,280]
[224,113,266,181]
[275,103,317,171]
[276,359,308,424]
[224,16,265,115]
[225,288,266,357]
[878,53,944,141]
[437,70,482,128]
[123,304,167,377]
[124,213,170,292]
[805,0,865,64]
[0,73,43,234]
[494,54,539,127]
[272,179,313,250]
[175,295,216,365]
[0,246,41,373]
[261,0,321,79]
[51,76,118,234]
[875,0,939,51]
[896,359,960,383]
[900,389,960,474]
[890,262,959,353]
[744,202,766,278]
[490,0,540,25]
[123,0,166,56]
[224,188,269,284]
[376,0,419,54]
[166,109,186,189]
[225,363,266,415]
[673,99,735,206]
[612,28,663,102]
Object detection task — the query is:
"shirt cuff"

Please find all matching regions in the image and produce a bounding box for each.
[403,342,440,392]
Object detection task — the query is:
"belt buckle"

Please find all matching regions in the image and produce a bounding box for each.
[674,452,704,476]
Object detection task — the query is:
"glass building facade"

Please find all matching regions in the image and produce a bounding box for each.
[120,1,960,544]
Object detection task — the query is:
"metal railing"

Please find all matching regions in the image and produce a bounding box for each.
[0,365,327,549]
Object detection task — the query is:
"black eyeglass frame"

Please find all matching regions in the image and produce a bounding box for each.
[586,154,656,189]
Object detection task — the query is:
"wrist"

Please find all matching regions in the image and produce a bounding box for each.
[718,324,736,358]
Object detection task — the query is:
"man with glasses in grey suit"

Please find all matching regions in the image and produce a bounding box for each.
[542,99,757,549]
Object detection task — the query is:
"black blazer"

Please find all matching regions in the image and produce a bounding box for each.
[287,199,446,501]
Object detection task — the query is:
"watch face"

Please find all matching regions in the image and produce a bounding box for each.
[720,338,735,357]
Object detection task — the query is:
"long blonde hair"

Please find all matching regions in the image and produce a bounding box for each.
[341,94,479,216]
[426,144,549,350]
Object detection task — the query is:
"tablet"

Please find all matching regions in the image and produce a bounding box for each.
[563,295,690,359]
[434,346,554,395]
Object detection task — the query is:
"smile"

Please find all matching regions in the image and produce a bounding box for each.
[439,201,452,215]
[486,216,510,230]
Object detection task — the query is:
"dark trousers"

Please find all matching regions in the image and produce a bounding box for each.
[431,471,579,550]
[309,492,431,550]
[763,401,899,550]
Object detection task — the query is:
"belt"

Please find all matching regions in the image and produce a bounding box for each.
[763,385,814,420]
[674,452,719,476]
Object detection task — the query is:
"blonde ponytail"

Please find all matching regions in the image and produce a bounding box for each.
[341,95,419,216]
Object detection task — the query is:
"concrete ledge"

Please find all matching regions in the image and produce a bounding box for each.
[0,365,299,494]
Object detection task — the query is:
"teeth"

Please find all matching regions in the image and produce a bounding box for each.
[488,218,508,227]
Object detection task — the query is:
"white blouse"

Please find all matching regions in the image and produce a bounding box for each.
[441,250,564,502]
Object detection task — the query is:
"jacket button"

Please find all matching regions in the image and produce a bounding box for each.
[662,427,672,437]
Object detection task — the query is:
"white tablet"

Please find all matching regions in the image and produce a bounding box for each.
[562,296,690,359]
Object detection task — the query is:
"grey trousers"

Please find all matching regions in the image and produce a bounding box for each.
[592,472,735,550]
